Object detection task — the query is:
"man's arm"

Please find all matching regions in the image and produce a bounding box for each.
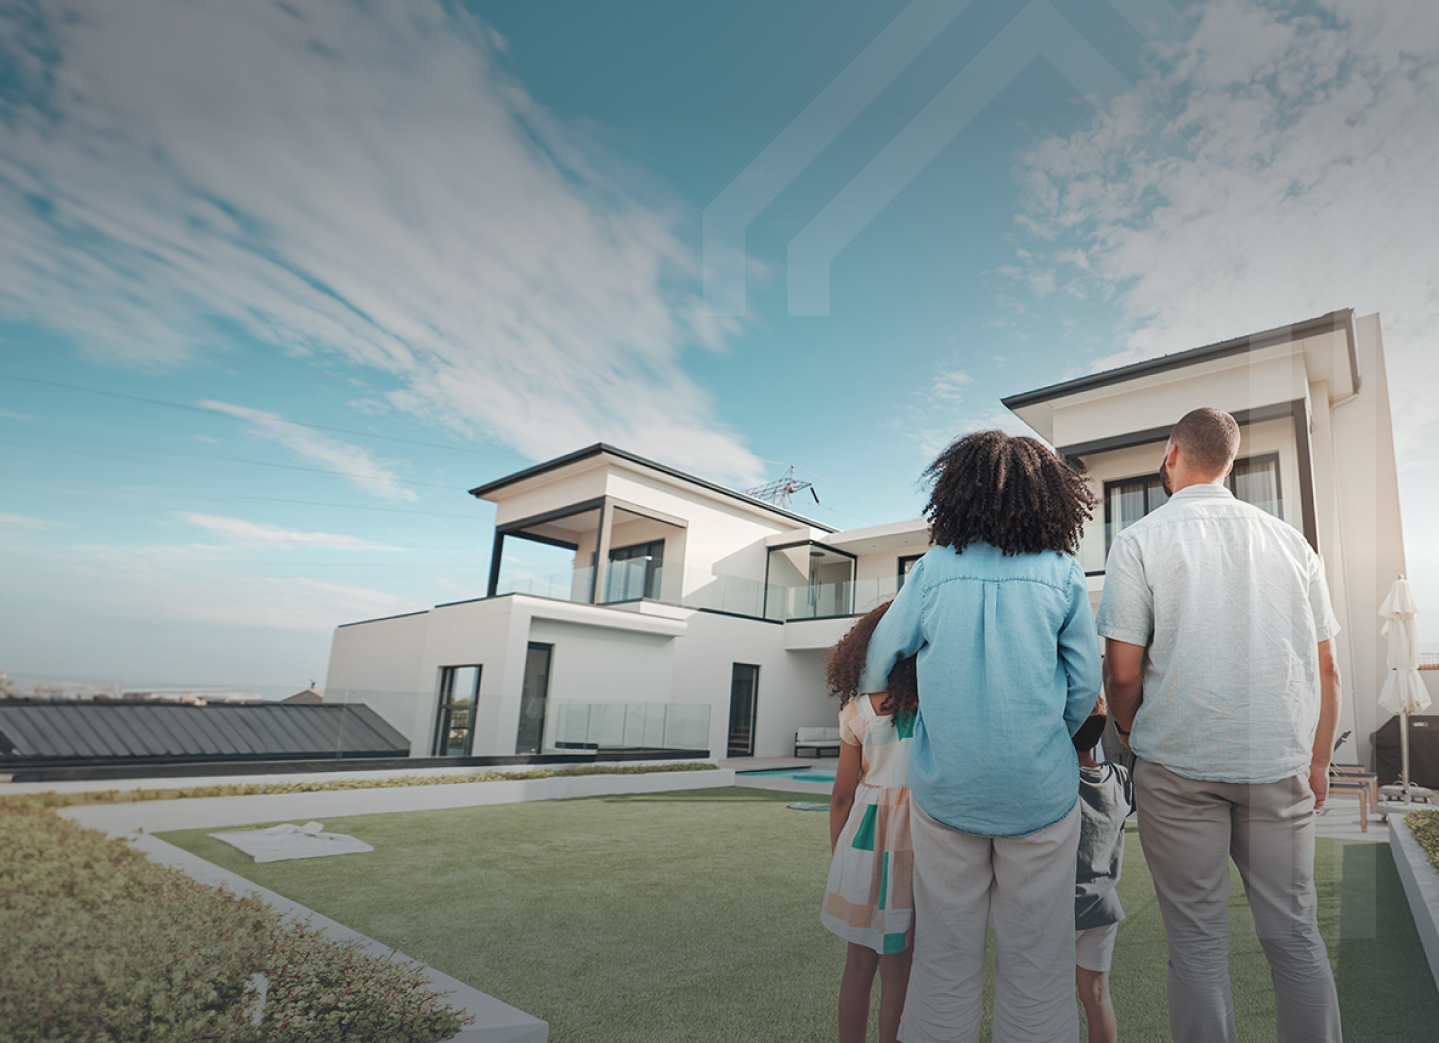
[1309,639,1342,809]
[1104,639,1146,748]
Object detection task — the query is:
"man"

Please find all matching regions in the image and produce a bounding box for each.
[1096,407,1343,1043]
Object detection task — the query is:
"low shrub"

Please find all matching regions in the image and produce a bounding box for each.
[261,923,467,1043]
[0,802,470,1043]
[1408,808,1439,875]
[3,759,719,811]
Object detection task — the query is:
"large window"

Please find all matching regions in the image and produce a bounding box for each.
[1104,453,1283,551]
[764,543,856,621]
[728,664,760,757]
[434,665,480,757]
[604,539,664,602]
[1227,453,1282,518]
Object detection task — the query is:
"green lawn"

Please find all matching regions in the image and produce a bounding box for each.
[159,786,1439,1043]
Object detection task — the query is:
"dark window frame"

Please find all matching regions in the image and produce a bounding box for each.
[897,554,924,589]
[605,538,665,601]
[727,663,760,757]
[1102,452,1286,551]
[433,665,481,757]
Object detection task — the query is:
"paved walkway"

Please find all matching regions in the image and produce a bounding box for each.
[723,756,1385,842]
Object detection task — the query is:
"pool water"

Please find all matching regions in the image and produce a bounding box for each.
[740,767,837,783]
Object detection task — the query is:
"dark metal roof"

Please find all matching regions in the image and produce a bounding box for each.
[0,701,409,765]
[467,442,837,532]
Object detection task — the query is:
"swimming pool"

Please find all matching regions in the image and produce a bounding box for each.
[739,767,837,784]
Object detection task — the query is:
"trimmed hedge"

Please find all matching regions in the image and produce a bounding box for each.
[1410,808,1439,875]
[0,802,470,1043]
[3,760,719,811]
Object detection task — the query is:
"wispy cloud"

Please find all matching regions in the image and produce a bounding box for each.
[0,0,761,484]
[173,512,405,551]
[1010,0,1439,457]
[200,400,416,502]
[895,364,1037,461]
[36,542,414,633]
[926,369,975,407]
[0,512,57,530]
[0,408,36,421]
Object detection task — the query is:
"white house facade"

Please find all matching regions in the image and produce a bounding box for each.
[326,309,1404,769]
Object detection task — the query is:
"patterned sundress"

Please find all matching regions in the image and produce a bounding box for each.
[820,694,915,954]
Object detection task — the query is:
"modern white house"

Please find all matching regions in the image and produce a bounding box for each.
[325,309,1405,769]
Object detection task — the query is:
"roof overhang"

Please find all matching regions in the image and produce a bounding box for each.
[469,443,836,532]
[1002,310,1358,444]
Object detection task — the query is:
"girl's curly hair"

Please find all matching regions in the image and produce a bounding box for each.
[923,429,1097,556]
[825,601,918,718]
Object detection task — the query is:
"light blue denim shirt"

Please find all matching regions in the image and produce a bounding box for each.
[1095,483,1340,784]
[858,542,1101,837]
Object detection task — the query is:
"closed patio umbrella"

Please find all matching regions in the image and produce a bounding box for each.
[1378,575,1429,802]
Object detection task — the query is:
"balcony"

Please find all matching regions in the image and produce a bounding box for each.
[494,557,905,623]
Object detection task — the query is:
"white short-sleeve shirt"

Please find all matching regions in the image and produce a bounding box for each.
[1095,483,1340,784]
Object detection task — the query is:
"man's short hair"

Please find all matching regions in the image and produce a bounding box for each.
[1170,407,1240,475]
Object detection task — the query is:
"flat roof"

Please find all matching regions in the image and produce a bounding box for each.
[1002,309,1358,410]
[468,442,837,532]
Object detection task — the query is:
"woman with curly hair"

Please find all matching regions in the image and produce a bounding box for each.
[821,600,919,1043]
[857,429,1102,1043]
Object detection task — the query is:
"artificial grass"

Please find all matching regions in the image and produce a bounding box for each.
[160,787,1439,1043]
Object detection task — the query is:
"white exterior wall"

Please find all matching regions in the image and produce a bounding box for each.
[1051,346,1310,448]
[1318,315,1406,765]
[602,467,801,591]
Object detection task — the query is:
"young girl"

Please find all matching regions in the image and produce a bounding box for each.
[821,601,918,1043]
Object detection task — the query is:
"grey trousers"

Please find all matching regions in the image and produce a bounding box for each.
[1134,759,1342,1043]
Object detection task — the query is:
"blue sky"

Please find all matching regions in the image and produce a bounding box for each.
[2,0,1437,692]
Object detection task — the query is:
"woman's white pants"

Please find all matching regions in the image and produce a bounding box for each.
[900,799,1081,1043]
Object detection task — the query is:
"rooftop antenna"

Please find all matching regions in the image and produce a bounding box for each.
[745,465,819,510]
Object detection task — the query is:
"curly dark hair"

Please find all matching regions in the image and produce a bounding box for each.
[824,601,919,718]
[923,429,1098,555]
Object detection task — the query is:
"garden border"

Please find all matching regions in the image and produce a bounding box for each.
[1390,811,1439,996]
[58,764,737,1043]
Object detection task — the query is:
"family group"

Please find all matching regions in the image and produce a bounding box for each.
[819,410,1344,1043]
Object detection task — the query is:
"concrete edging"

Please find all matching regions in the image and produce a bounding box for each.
[1389,812,1439,997]
[57,765,736,1043]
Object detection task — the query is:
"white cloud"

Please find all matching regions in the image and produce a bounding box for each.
[0,512,56,530]
[200,400,417,502]
[0,408,36,421]
[173,512,405,551]
[0,0,761,485]
[927,369,975,406]
[1009,0,1439,635]
[1011,0,1439,452]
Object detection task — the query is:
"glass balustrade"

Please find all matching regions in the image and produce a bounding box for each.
[494,559,913,621]
[549,701,710,752]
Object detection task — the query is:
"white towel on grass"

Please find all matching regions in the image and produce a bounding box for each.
[209,821,373,863]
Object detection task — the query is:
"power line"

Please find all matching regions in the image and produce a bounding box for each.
[4,437,469,492]
[0,373,530,462]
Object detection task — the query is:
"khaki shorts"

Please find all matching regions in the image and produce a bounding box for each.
[1075,922,1118,973]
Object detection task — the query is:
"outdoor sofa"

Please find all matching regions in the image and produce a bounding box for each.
[794,726,843,757]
